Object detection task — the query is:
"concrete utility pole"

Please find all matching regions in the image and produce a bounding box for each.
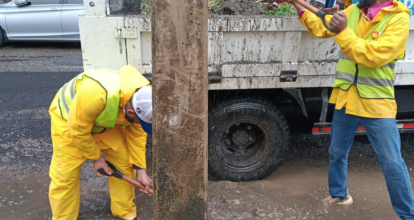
[152,0,208,219]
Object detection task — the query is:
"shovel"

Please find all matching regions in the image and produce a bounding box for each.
[98,160,154,196]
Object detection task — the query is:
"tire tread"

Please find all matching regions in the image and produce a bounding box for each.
[209,96,290,181]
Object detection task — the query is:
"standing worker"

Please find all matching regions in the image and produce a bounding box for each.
[286,0,414,218]
[48,65,153,220]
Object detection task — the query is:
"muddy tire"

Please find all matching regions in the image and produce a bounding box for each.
[209,97,290,181]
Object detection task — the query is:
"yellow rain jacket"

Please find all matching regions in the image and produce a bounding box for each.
[56,65,150,168]
[344,0,352,9]
[298,0,410,118]
[48,65,150,220]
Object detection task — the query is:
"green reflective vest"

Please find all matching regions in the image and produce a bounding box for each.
[332,5,405,99]
[57,69,121,134]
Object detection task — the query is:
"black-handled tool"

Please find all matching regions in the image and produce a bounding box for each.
[98,160,153,196]
[294,0,339,32]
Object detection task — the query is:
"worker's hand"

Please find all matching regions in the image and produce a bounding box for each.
[330,11,347,33]
[93,156,111,177]
[137,169,153,196]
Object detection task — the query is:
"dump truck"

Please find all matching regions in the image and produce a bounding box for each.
[79,0,414,181]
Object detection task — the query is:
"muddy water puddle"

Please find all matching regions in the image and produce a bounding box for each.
[0,159,407,220]
[209,159,400,220]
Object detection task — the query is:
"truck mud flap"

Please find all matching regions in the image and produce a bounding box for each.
[312,120,414,135]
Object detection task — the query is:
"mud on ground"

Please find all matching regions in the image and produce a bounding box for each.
[1,157,412,220]
[2,72,414,219]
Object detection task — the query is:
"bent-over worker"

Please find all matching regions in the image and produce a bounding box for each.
[48,65,153,220]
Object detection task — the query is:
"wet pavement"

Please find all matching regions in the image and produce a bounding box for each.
[1,45,414,219]
[0,162,153,220]
[0,42,83,73]
[2,157,414,220]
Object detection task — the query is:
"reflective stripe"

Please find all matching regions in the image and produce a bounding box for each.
[340,52,396,69]
[358,76,394,87]
[69,77,76,99]
[336,71,393,87]
[336,71,355,82]
[339,52,350,60]
[61,83,69,114]
[382,62,396,69]
[118,123,131,128]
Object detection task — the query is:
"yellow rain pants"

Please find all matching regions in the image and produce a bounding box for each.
[48,95,137,220]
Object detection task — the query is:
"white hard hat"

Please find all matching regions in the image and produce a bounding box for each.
[132,86,152,134]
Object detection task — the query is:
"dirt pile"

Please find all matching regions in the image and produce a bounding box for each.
[207,0,343,16]
[209,0,267,16]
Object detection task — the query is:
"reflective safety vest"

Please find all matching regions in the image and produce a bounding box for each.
[57,69,121,134]
[332,5,405,99]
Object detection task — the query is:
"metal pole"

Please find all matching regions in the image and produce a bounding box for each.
[152,0,208,219]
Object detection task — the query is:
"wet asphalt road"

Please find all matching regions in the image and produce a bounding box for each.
[0,42,83,73]
[0,72,78,170]
[1,43,414,219]
[0,42,83,172]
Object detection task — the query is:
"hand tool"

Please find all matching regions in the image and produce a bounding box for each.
[255,0,338,32]
[98,160,154,196]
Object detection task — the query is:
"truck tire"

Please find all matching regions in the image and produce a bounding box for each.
[208,97,290,181]
[0,28,4,47]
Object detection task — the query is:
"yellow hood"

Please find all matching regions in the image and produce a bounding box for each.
[367,0,410,23]
[118,65,150,108]
[386,0,411,13]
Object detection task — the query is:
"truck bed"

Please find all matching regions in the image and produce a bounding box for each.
[80,15,414,90]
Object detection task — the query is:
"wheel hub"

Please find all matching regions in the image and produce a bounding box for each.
[222,123,258,154]
[232,130,248,146]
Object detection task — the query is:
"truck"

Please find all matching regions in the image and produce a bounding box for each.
[79,0,414,182]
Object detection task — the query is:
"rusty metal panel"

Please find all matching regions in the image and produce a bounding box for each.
[395,74,414,85]
[221,64,283,77]
[209,75,335,90]
[221,31,286,63]
[250,17,305,31]
[223,16,306,32]
[298,33,339,62]
[208,32,223,74]
[126,18,152,74]
[208,17,228,32]
[402,33,414,60]
[282,31,302,63]
[139,32,152,72]
[297,62,337,76]
[221,62,337,78]
[226,17,252,32]
[84,0,106,16]
[395,61,414,75]
[79,16,127,70]
[80,16,414,90]
[136,17,152,31]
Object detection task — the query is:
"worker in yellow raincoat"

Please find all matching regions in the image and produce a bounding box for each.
[285,0,414,219]
[48,65,153,220]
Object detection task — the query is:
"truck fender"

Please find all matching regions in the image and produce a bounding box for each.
[283,88,308,118]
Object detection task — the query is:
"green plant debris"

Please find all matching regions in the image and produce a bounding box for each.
[209,0,224,11]
[141,0,152,16]
[140,0,298,16]
[263,2,298,16]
